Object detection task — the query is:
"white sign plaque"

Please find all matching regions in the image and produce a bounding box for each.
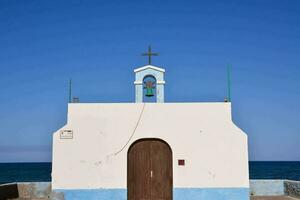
[60,130,73,139]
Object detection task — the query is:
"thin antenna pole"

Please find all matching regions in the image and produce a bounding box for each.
[68,79,72,103]
[227,65,231,102]
[148,45,151,65]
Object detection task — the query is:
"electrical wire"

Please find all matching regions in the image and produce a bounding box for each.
[113,103,146,155]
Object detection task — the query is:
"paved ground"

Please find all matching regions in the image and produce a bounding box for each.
[251,196,299,200]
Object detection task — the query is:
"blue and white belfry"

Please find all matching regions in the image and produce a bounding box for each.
[134,65,165,103]
[52,63,250,200]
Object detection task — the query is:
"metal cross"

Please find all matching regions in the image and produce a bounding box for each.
[142,45,158,65]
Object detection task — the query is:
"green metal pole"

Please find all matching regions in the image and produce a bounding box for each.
[148,45,151,65]
[69,79,72,103]
[227,65,231,102]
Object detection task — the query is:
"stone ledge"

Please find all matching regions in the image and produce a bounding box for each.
[0,182,63,200]
[1,180,300,200]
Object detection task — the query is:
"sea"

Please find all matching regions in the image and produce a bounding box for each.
[0,161,299,184]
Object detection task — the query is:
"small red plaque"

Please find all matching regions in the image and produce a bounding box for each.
[178,159,185,166]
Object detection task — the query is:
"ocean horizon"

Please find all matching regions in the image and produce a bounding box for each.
[0,161,299,185]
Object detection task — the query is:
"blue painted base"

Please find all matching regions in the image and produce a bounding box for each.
[174,188,249,200]
[55,189,126,200]
[55,187,249,200]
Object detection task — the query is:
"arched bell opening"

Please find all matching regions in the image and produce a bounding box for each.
[143,75,157,102]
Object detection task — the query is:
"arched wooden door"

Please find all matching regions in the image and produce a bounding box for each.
[128,139,173,200]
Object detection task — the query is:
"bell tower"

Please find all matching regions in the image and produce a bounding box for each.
[134,65,165,103]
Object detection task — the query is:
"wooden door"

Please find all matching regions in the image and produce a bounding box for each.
[128,139,173,200]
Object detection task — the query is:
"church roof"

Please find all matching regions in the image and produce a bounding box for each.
[134,65,165,73]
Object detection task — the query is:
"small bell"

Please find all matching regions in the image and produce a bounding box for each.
[145,87,154,96]
[144,81,155,97]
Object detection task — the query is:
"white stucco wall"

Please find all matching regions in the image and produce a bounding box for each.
[52,103,249,189]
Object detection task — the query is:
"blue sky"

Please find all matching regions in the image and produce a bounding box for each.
[0,0,300,162]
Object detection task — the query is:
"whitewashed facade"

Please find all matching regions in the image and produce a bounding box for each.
[52,65,249,200]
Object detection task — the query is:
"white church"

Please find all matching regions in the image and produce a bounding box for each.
[52,49,249,200]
